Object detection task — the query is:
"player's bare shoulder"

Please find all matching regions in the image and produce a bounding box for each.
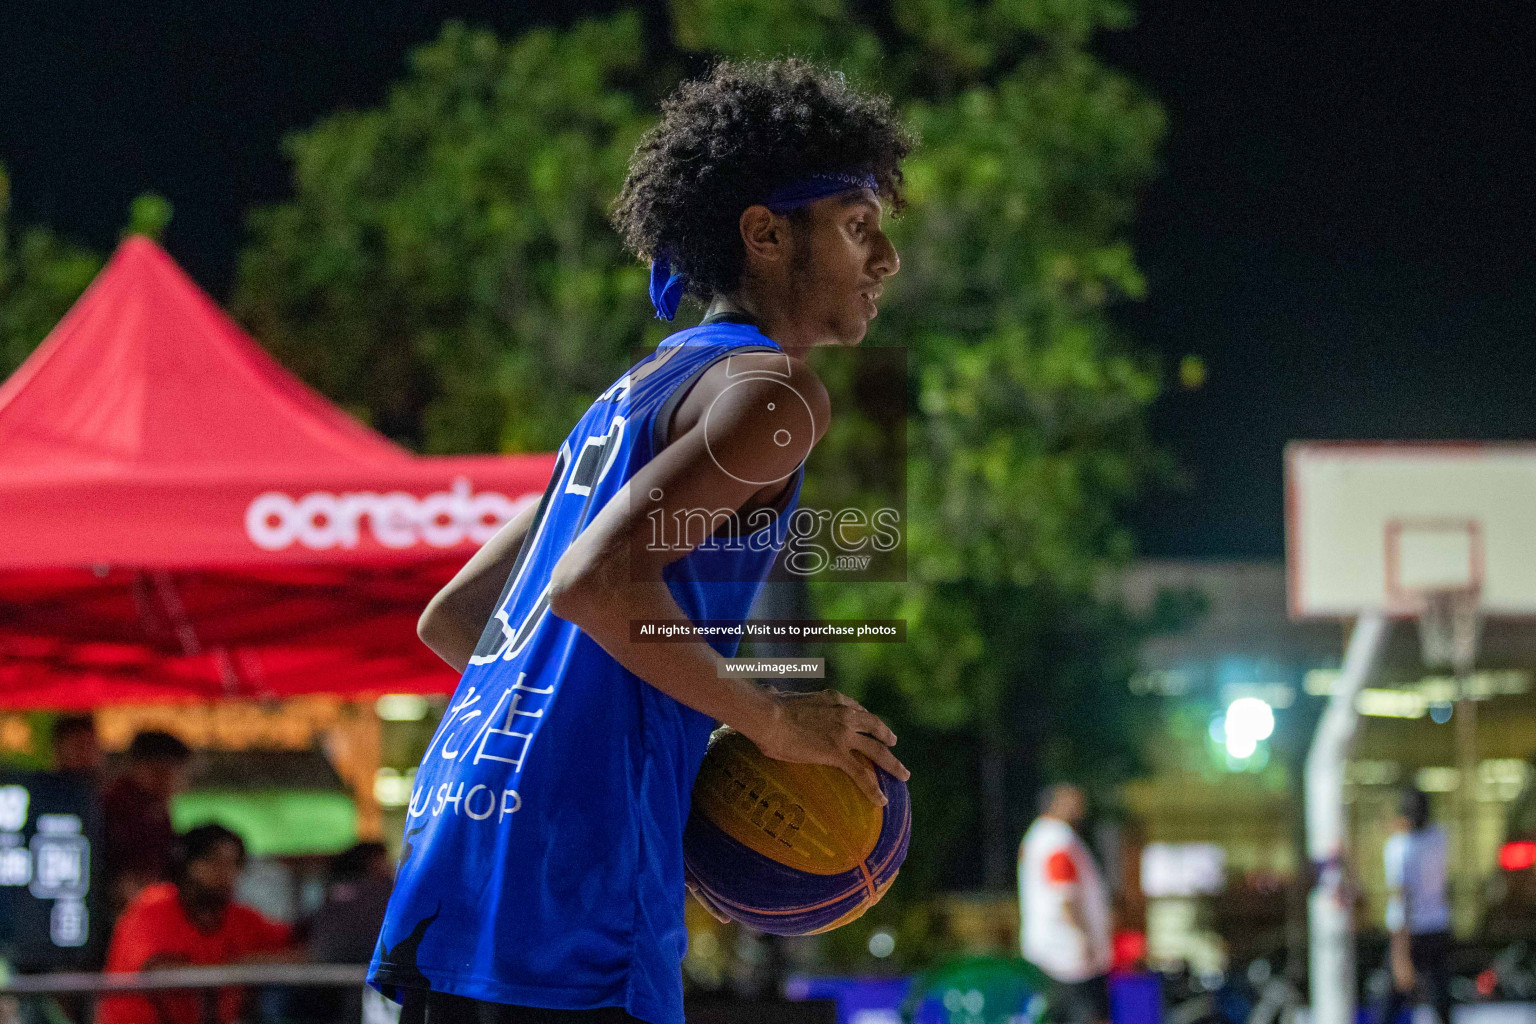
[670,351,829,491]
[674,351,830,447]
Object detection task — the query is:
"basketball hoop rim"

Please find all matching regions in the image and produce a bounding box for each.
[1383,517,1486,615]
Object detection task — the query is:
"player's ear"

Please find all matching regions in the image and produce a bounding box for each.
[739,205,788,267]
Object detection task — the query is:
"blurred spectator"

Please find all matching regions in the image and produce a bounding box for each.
[1378,787,1452,1024]
[289,843,396,1024]
[101,731,191,913]
[1020,784,1113,1024]
[46,714,108,974]
[51,714,103,778]
[99,824,294,1024]
[307,841,393,964]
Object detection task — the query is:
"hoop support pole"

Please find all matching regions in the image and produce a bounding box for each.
[1306,611,1389,1024]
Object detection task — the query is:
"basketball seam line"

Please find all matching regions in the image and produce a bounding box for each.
[856,858,876,901]
[696,801,907,916]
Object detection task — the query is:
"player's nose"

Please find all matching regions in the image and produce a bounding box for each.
[871,232,899,279]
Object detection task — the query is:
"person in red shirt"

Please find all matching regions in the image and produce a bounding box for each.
[99,824,295,1024]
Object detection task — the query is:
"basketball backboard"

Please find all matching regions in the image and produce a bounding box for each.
[1286,442,1536,619]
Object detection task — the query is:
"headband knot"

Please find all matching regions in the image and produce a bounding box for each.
[649,252,686,322]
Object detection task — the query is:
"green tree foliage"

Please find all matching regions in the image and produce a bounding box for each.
[237,0,1178,890]
[0,167,103,378]
[234,17,661,453]
[681,0,1172,886]
[125,194,174,242]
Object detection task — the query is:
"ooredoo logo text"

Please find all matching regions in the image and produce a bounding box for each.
[246,478,530,551]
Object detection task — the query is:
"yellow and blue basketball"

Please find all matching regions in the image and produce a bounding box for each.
[683,727,910,935]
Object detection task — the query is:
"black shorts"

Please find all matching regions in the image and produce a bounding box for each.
[1045,974,1111,1024]
[398,989,644,1024]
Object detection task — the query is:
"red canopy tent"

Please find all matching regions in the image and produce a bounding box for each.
[0,236,555,709]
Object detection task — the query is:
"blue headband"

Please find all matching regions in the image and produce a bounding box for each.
[648,171,879,320]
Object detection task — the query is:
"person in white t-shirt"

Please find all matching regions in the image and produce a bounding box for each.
[1019,784,1113,1024]
[1378,787,1453,1024]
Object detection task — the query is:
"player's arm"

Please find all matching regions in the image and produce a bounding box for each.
[1064,893,1091,941]
[1383,835,1408,937]
[417,501,538,672]
[1383,836,1415,988]
[1046,850,1090,942]
[547,354,908,805]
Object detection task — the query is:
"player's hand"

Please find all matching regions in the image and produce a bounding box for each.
[756,689,910,806]
[684,865,732,924]
[1390,933,1416,991]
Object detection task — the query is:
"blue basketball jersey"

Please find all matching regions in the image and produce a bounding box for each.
[369,317,803,1024]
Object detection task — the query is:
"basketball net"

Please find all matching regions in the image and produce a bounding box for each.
[1414,584,1484,936]
[1416,585,1482,679]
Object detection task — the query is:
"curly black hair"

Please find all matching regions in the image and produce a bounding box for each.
[612,59,915,304]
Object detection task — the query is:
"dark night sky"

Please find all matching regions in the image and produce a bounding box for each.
[4,1,1534,558]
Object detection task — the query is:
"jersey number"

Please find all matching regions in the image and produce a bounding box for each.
[468,416,627,665]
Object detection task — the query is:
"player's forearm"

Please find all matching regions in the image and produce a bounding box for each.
[1065,898,1090,939]
[419,503,537,671]
[549,577,780,742]
[1384,886,1406,934]
[419,600,482,673]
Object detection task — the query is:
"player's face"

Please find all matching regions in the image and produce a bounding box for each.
[1057,786,1086,826]
[184,840,243,907]
[147,761,190,801]
[54,732,102,773]
[791,190,899,346]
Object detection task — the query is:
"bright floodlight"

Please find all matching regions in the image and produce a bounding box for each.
[1226,733,1258,760]
[1224,697,1274,759]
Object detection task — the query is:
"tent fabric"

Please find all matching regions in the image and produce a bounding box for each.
[0,236,553,570]
[0,237,557,708]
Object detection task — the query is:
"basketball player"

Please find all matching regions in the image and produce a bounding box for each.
[1020,785,1113,1024]
[369,59,914,1024]
[1378,787,1452,1024]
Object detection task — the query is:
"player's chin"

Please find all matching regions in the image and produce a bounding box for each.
[831,311,872,346]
